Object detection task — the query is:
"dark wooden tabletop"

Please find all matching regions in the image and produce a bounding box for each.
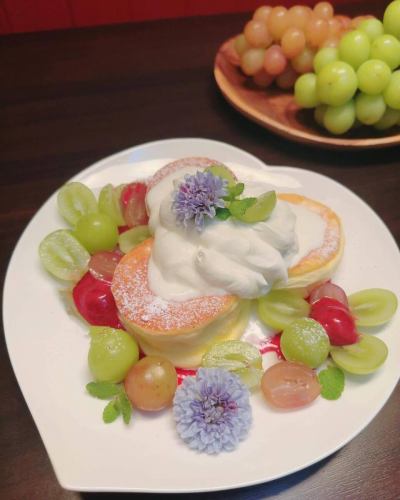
[1,4,400,500]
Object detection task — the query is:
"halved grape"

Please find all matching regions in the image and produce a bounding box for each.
[261,361,321,409]
[39,229,90,281]
[309,282,348,307]
[121,182,149,228]
[98,184,125,226]
[74,213,119,254]
[258,289,310,332]
[89,250,122,283]
[88,326,139,383]
[348,288,398,327]
[281,318,330,368]
[57,182,97,226]
[330,334,388,374]
[205,165,236,187]
[118,225,151,254]
[201,340,263,389]
[236,191,277,223]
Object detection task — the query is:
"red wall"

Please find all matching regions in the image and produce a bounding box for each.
[0,0,365,35]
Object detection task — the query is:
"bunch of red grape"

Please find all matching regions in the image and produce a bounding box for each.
[294,1,400,134]
[232,2,372,90]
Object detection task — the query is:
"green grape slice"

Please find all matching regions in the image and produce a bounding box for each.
[118,226,151,254]
[201,340,262,389]
[330,334,388,375]
[39,229,90,281]
[257,289,311,332]
[98,184,125,226]
[205,164,236,187]
[236,191,277,223]
[348,288,398,327]
[57,182,98,226]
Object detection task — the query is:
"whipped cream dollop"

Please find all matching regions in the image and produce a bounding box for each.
[146,165,301,301]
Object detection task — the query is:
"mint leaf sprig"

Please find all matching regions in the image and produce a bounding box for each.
[86,381,133,424]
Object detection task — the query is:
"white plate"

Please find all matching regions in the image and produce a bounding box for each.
[3,138,400,493]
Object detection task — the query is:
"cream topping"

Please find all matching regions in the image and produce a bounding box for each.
[146,165,319,301]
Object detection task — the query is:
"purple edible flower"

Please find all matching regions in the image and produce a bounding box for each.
[173,368,252,454]
[172,171,228,231]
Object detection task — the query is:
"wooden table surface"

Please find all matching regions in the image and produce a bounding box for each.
[1,5,399,500]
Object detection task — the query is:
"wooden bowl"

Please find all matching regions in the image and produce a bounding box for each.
[214,39,400,150]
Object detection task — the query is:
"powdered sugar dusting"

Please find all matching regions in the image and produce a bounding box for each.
[111,240,235,333]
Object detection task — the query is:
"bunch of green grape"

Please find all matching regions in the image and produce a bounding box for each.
[294,1,400,134]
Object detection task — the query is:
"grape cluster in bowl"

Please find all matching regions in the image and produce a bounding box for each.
[294,1,400,134]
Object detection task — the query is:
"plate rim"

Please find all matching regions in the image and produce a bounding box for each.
[3,137,400,493]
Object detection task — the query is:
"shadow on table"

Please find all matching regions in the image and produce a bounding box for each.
[80,452,335,500]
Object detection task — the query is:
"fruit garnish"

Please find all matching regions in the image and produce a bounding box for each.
[261,361,321,409]
[39,229,90,281]
[86,381,133,424]
[57,182,97,226]
[74,212,119,254]
[201,340,263,389]
[89,250,122,283]
[348,288,398,327]
[309,281,348,307]
[310,297,358,346]
[281,317,330,368]
[121,182,149,228]
[98,184,126,226]
[118,225,151,254]
[330,334,388,375]
[234,191,277,223]
[72,272,122,328]
[88,326,139,383]
[258,289,310,332]
[124,356,177,411]
[317,365,345,400]
[205,164,236,187]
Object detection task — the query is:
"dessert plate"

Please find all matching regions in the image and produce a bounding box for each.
[215,40,400,149]
[3,138,400,493]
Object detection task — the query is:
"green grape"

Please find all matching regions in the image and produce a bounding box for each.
[39,229,90,281]
[57,182,97,226]
[359,18,384,42]
[338,30,370,70]
[201,340,263,389]
[317,61,357,106]
[98,184,125,226]
[258,289,310,332]
[323,100,356,135]
[330,334,388,375]
[355,93,386,125]
[357,59,391,95]
[383,1,400,39]
[313,47,338,74]
[314,104,327,126]
[205,164,236,187]
[370,35,400,71]
[74,213,119,254]
[236,190,277,223]
[118,225,151,254]
[280,318,330,369]
[383,71,400,110]
[374,107,400,130]
[234,33,250,57]
[348,288,398,327]
[88,326,139,383]
[294,73,319,108]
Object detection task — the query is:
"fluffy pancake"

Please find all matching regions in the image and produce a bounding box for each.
[112,238,250,367]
